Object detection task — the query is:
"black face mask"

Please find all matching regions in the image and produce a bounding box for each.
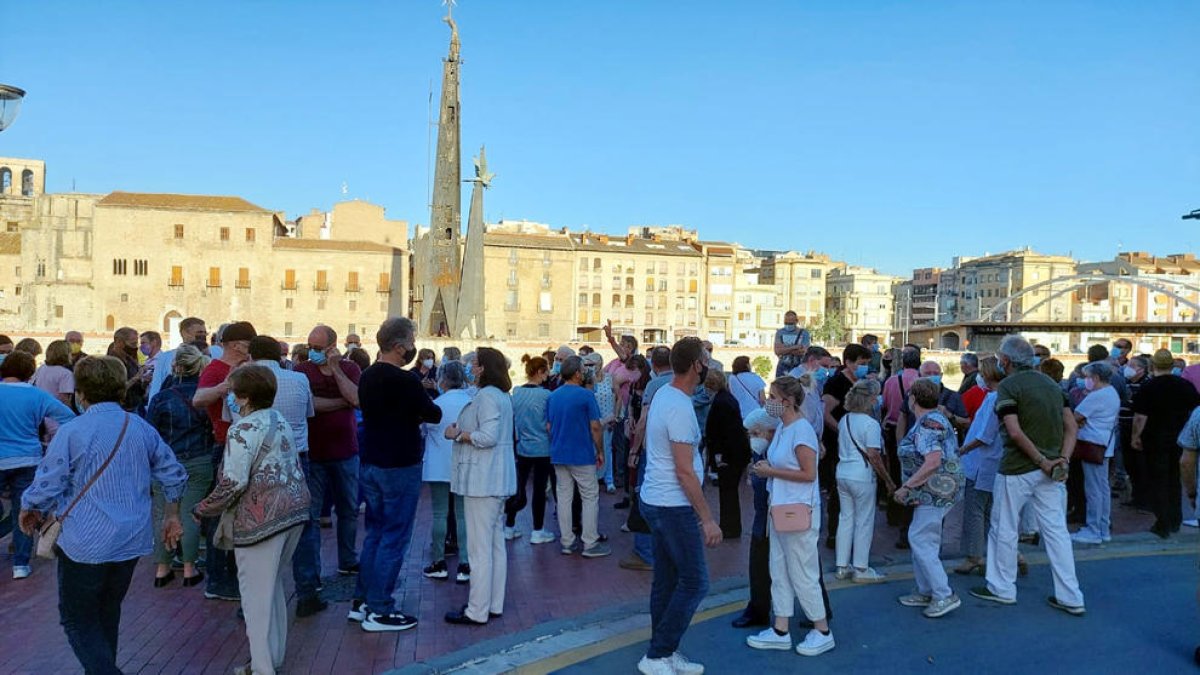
[398,345,416,367]
[191,338,208,351]
[698,364,709,388]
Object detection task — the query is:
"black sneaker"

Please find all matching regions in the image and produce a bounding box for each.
[362,612,418,632]
[424,560,449,580]
[296,596,328,618]
[456,563,471,584]
[337,563,360,576]
[347,599,368,623]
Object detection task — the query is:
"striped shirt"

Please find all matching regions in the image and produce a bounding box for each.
[22,402,188,564]
[224,360,315,453]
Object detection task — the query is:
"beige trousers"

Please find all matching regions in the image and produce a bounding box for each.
[464,495,507,622]
[234,525,302,675]
[555,464,599,549]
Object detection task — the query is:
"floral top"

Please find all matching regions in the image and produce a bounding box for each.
[594,378,616,425]
[194,408,311,546]
[897,410,964,508]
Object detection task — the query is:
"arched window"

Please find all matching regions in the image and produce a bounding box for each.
[105,315,116,331]
[0,167,10,193]
[20,169,34,197]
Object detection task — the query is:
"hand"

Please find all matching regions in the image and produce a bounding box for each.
[1045,457,1068,481]
[163,515,184,550]
[1131,436,1143,451]
[444,424,459,441]
[892,486,910,504]
[701,518,723,547]
[18,509,45,536]
[192,512,202,526]
[603,319,613,339]
[627,451,639,469]
[325,346,343,366]
[749,460,771,478]
[595,452,605,470]
[422,379,437,389]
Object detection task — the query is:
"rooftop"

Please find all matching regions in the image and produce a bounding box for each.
[272,237,400,253]
[97,191,270,213]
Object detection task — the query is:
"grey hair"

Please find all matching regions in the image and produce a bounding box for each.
[1082,360,1114,383]
[439,360,466,390]
[172,344,210,378]
[375,317,414,353]
[998,334,1034,368]
[443,346,462,362]
[960,352,979,369]
[1130,355,1150,373]
[561,355,584,382]
[743,408,779,434]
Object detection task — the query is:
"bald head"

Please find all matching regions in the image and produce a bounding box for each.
[919,360,942,377]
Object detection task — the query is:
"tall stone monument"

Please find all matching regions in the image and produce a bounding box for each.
[455,145,491,337]
[417,5,464,337]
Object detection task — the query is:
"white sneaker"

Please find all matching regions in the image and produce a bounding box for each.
[1071,531,1103,545]
[503,526,522,541]
[746,627,792,650]
[795,629,835,656]
[1183,519,1199,528]
[530,529,556,544]
[669,652,705,674]
[346,600,368,622]
[853,567,886,584]
[637,655,675,675]
[12,565,31,580]
[898,592,931,607]
[923,594,961,618]
[834,566,853,580]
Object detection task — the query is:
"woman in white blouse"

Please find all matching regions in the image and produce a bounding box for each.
[746,376,835,657]
[835,379,892,583]
[421,361,472,583]
[443,347,517,625]
[1071,360,1120,545]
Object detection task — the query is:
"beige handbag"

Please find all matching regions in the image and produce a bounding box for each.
[37,414,129,559]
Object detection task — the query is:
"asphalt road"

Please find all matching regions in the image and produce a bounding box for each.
[558,552,1199,674]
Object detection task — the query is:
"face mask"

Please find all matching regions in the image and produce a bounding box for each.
[782,323,798,332]
[1074,377,1086,390]
[1111,347,1123,359]
[1084,377,1096,391]
[551,362,562,376]
[749,437,770,454]
[308,348,327,366]
[69,343,83,355]
[871,344,880,354]
[927,374,942,386]
[854,364,869,379]
[123,343,138,356]
[1123,365,1136,378]
[1172,367,1183,376]
[140,345,153,357]
[996,360,1006,375]
[876,394,884,407]
[398,346,415,367]
[1031,356,1042,367]
[191,338,208,351]
[346,343,360,351]
[698,365,709,388]
[226,391,241,415]
[464,363,475,382]
[422,359,435,369]
[814,367,832,383]
[764,400,786,418]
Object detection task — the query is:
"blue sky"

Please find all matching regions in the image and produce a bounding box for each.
[2,1,1197,275]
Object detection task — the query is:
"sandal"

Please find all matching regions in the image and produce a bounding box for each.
[953,560,984,576]
[1017,558,1029,577]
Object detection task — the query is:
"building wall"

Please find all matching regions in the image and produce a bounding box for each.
[482,238,576,342]
[826,266,899,343]
[762,252,833,329]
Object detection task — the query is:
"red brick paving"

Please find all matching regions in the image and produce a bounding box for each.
[0,480,1159,674]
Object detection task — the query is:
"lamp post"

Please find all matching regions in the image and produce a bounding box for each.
[0,84,26,132]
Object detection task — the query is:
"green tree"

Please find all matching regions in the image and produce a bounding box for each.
[752,355,772,379]
[810,312,846,345]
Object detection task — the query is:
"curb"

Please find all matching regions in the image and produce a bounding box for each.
[387,529,1198,674]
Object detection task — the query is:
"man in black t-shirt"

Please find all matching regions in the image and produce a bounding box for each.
[820,343,873,549]
[1131,349,1200,537]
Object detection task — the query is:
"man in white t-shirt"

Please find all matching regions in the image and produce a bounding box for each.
[636,337,722,675]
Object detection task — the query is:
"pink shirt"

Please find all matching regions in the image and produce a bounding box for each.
[604,359,640,413]
[881,369,919,425]
[1184,364,1200,395]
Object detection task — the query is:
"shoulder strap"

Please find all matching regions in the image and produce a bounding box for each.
[62,413,129,520]
[733,373,756,399]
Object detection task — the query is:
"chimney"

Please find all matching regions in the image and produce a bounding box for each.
[626,234,635,245]
[598,234,609,244]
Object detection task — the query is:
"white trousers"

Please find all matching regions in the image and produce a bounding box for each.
[835,477,876,569]
[556,464,599,548]
[464,496,507,622]
[985,470,1084,606]
[1081,459,1111,539]
[234,525,301,675]
[768,522,825,622]
[910,504,952,601]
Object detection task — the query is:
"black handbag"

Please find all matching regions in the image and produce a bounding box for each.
[626,492,651,534]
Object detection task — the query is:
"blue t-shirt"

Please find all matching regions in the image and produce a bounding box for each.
[547,383,601,465]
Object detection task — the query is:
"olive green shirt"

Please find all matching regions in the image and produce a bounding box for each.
[994,367,1069,476]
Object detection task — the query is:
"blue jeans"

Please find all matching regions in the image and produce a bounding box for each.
[291,453,324,601]
[353,463,422,615]
[641,502,709,660]
[308,455,360,570]
[1,467,35,566]
[205,443,239,598]
[631,462,654,564]
[57,551,138,675]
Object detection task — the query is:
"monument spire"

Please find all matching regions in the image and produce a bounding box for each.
[456,145,491,338]
[418,0,465,337]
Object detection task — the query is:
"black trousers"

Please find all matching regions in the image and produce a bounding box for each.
[1147,444,1184,532]
[57,551,138,675]
[818,442,840,539]
[1066,458,1087,522]
[883,426,914,537]
[1121,419,1149,506]
[717,461,747,538]
[505,455,552,530]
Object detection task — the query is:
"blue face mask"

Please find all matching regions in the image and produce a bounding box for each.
[307,348,327,366]
[464,363,475,382]
[1074,377,1087,390]
[1172,367,1183,376]
[928,375,943,386]
[551,362,562,376]
[814,367,832,383]
[1031,356,1041,367]
[996,361,1006,375]
[226,391,241,415]
[1111,347,1123,359]
[854,364,869,379]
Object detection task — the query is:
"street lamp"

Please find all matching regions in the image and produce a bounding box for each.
[1184,209,1200,221]
[0,84,26,132]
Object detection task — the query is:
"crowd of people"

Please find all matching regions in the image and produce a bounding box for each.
[2,316,1200,674]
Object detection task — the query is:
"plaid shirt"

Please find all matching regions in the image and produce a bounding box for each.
[225,360,315,453]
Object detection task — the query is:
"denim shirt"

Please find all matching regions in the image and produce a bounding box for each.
[145,376,214,461]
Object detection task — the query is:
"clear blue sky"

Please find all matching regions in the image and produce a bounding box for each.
[2,1,1197,275]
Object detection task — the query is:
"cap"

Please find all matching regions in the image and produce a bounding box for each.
[581,352,603,369]
[221,321,257,343]
[1151,349,1174,370]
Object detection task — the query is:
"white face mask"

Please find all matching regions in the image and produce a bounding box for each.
[749,436,770,454]
[1122,365,1136,379]
[422,359,435,369]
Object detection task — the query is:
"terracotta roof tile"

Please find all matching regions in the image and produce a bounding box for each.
[484,232,576,251]
[97,191,269,213]
[272,238,401,254]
